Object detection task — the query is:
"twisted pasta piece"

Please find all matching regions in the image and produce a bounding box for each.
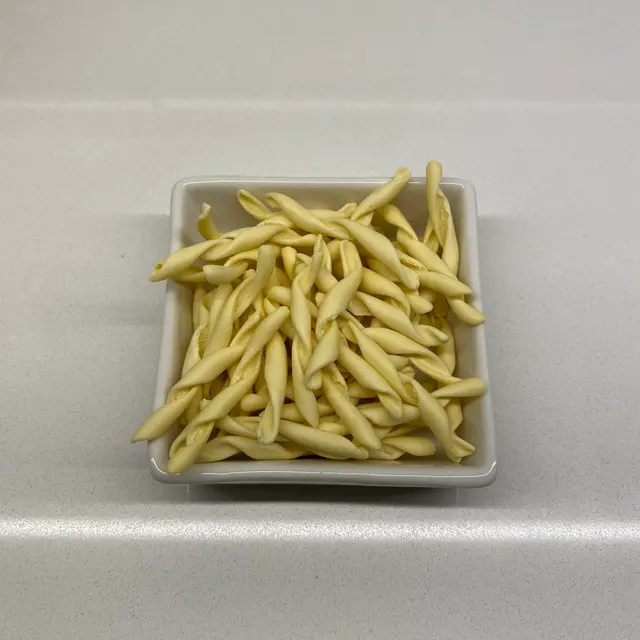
[446,400,463,433]
[431,377,487,399]
[197,203,220,240]
[203,262,248,285]
[425,161,447,246]
[322,369,381,450]
[130,387,200,442]
[291,335,319,426]
[316,256,363,337]
[397,228,455,278]
[447,297,485,325]
[233,245,277,320]
[351,168,411,221]
[416,270,471,297]
[360,268,411,314]
[278,420,368,460]
[230,306,290,384]
[410,355,460,385]
[357,402,421,427]
[405,377,474,463]
[266,192,348,239]
[378,203,418,240]
[205,276,254,353]
[337,340,402,419]
[257,330,287,444]
[357,293,431,348]
[348,320,412,404]
[436,318,456,374]
[150,238,221,282]
[333,218,418,290]
[199,435,306,462]
[363,326,443,354]
[237,190,274,221]
[280,400,334,422]
[305,320,341,390]
[367,436,436,460]
[191,286,206,331]
[171,345,245,394]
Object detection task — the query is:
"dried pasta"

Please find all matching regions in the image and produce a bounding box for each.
[132,162,487,471]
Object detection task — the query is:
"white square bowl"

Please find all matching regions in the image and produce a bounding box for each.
[147,176,497,487]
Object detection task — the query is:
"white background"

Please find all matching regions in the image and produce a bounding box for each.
[1,1,639,638]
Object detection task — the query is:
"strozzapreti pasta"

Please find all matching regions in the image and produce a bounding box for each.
[132,163,487,473]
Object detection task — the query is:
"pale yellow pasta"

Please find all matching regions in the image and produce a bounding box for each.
[363,327,440,355]
[204,277,252,353]
[150,238,220,282]
[291,270,313,355]
[346,381,378,399]
[267,286,319,319]
[396,231,455,277]
[237,190,274,221]
[266,192,347,239]
[230,307,289,384]
[197,203,221,240]
[436,318,456,374]
[322,370,381,451]
[280,400,334,423]
[134,161,487,472]
[130,387,199,442]
[382,436,436,457]
[334,218,418,290]
[446,400,463,433]
[426,160,447,246]
[348,320,412,404]
[270,229,318,248]
[351,167,411,221]
[258,331,288,444]
[240,388,269,412]
[410,355,460,385]
[337,341,402,419]
[203,262,248,285]
[378,204,418,240]
[191,285,207,331]
[448,296,485,325]
[281,246,297,281]
[199,435,306,462]
[185,353,263,432]
[358,402,421,427]
[431,377,487,399]
[305,320,340,390]
[202,224,285,262]
[405,291,433,315]
[439,192,460,276]
[278,420,368,460]
[405,377,474,463]
[291,335,319,426]
[357,293,431,347]
[416,270,471,297]
[360,268,411,314]
[316,261,362,336]
[233,245,277,320]
[168,422,216,473]
[171,345,245,394]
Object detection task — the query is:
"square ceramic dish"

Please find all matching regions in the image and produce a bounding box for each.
[148,176,496,486]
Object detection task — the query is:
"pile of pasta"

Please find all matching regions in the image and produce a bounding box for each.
[131,162,487,473]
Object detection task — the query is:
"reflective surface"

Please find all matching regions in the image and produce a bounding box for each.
[1,0,639,637]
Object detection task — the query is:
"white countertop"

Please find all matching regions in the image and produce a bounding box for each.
[1,1,639,638]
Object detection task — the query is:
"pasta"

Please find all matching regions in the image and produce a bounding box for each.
[132,162,487,472]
